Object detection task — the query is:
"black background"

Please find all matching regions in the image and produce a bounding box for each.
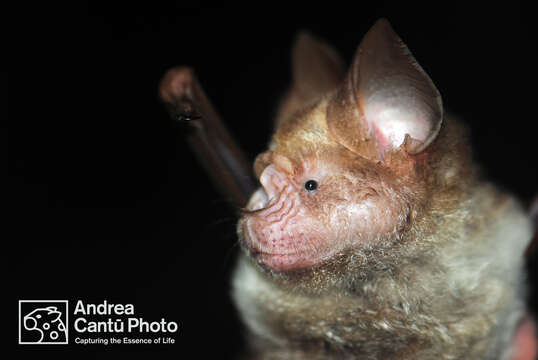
[8,2,537,359]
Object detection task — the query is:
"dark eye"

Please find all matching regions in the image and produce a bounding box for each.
[304,180,318,192]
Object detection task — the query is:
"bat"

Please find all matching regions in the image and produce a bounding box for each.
[160,19,536,360]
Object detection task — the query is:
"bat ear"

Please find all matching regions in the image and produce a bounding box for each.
[276,31,346,126]
[291,31,346,101]
[327,19,443,162]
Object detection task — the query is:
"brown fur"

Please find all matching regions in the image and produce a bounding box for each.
[233,21,532,360]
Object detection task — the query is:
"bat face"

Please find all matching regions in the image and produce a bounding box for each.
[237,19,441,273]
[238,109,413,273]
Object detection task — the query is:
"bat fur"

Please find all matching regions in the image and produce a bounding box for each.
[232,19,533,360]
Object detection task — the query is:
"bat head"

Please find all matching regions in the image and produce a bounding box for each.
[239,19,445,275]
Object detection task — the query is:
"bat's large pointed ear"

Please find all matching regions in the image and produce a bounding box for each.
[292,31,346,100]
[276,31,346,127]
[327,19,443,162]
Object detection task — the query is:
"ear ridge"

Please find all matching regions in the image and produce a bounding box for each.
[328,19,443,161]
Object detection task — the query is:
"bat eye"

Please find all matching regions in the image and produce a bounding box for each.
[304,180,318,192]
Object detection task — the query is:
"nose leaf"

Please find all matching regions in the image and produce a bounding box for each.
[260,165,288,201]
[247,188,269,211]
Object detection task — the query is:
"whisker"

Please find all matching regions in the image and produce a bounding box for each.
[222,239,242,271]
